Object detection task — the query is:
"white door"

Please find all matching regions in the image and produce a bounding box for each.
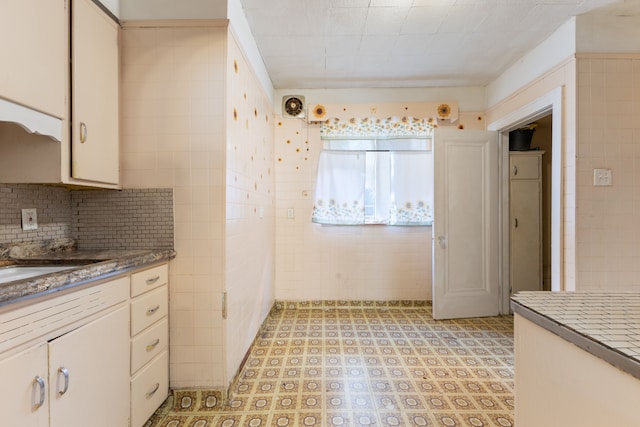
[432,130,499,319]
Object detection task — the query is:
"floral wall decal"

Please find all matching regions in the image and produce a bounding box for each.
[312,104,326,119]
[437,103,451,119]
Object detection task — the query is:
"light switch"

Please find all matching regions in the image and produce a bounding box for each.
[21,208,38,231]
[593,168,612,186]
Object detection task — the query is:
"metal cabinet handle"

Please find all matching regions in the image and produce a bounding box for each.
[513,165,518,176]
[146,382,160,399]
[514,218,518,228]
[438,235,446,249]
[146,338,161,352]
[147,305,160,316]
[146,275,160,285]
[79,122,87,143]
[58,367,69,396]
[33,376,46,410]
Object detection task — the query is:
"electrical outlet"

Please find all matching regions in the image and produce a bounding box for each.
[287,208,295,219]
[21,208,38,231]
[593,168,612,186]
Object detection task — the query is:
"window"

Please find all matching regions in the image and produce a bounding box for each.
[312,149,433,226]
[312,116,435,226]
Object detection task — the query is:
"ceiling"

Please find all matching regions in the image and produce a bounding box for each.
[238,0,640,89]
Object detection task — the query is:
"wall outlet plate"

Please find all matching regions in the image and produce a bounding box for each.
[593,168,612,186]
[21,208,38,231]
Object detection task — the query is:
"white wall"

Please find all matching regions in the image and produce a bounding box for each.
[576,15,640,53]
[275,86,487,113]
[487,18,576,108]
[119,0,226,20]
[121,23,228,389]
[100,0,119,17]
[227,0,274,106]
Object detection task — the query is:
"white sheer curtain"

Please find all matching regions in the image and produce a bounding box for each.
[389,151,433,225]
[312,151,366,225]
[312,150,433,226]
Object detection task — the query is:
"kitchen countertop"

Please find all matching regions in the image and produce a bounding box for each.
[511,292,640,381]
[0,248,176,307]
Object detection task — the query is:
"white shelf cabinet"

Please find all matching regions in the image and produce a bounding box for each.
[509,151,544,294]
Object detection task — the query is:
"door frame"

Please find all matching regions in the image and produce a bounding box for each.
[488,87,563,314]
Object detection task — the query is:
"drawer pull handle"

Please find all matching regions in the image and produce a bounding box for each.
[58,367,70,396]
[514,218,518,228]
[146,275,160,285]
[146,382,160,399]
[146,338,161,352]
[147,305,160,316]
[33,376,46,410]
[513,165,518,176]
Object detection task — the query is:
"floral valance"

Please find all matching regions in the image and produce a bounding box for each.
[320,116,434,140]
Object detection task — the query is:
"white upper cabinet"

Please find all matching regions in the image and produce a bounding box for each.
[0,0,67,131]
[71,0,120,185]
[0,0,120,188]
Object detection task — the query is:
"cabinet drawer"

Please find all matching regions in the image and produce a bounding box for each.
[131,351,169,427]
[131,318,168,374]
[131,264,168,297]
[131,286,168,336]
[510,155,540,180]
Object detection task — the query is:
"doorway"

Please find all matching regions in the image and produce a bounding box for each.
[488,87,563,314]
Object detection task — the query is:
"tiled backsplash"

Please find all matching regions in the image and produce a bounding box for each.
[0,184,72,245]
[0,185,173,251]
[72,188,174,250]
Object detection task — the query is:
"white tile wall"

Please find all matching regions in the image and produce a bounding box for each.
[121,25,227,388]
[576,56,640,291]
[224,34,276,385]
[273,104,479,302]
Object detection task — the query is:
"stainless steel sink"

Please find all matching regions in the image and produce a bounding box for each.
[0,265,82,284]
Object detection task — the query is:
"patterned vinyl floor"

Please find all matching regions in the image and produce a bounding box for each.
[146,302,515,427]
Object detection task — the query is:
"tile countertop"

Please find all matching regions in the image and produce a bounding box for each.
[0,249,176,307]
[511,292,640,381]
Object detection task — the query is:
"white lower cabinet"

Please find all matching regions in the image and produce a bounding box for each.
[0,304,129,427]
[49,306,130,427]
[0,262,170,427]
[130,264,170,427]
[0,343,48,427]
[131,351,169,427]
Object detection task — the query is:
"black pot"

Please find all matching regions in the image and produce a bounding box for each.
[509,129,534,151]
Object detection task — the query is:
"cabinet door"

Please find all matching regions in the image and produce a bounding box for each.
[510,180,541,293]
[49,307,129,427]
[71,0,119,185]
[0,0,67,119]
[0,344,49,427]
[510,155,540,180]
